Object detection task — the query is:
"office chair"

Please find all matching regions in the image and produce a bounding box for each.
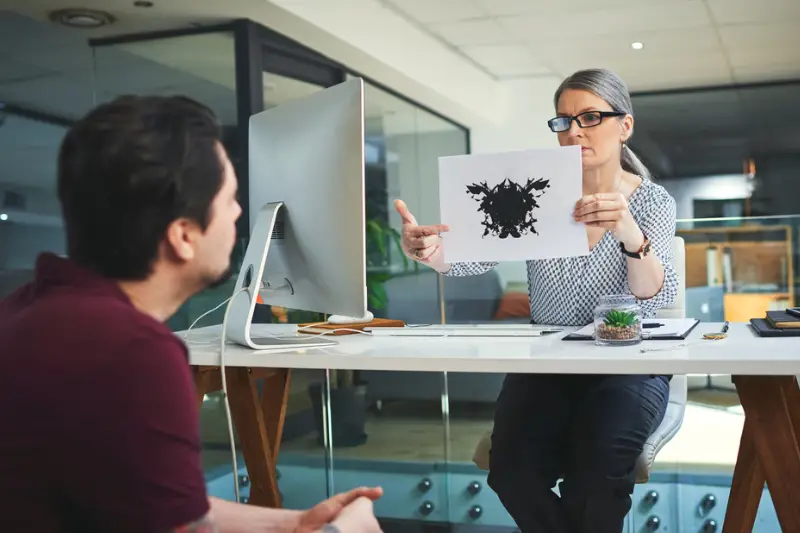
[473,236,688,484]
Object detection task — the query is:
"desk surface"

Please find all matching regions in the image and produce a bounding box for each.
[181,322,800,375]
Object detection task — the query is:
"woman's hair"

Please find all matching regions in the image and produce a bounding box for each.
[553,68,652,180]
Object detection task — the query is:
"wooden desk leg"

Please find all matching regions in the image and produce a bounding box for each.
[225,367,283,508]
[724,375,800,531]
[193,366,222,408]
[722,418,763,532]
[261,369,292,463]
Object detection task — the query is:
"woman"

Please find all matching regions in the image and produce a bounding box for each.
[395,68,678,533]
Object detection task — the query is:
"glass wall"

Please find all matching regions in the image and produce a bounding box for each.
[322,77,469,519]
[0,10,94,298]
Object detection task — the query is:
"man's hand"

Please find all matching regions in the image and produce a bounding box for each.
[329,497,382,533]
[295,486,383,533]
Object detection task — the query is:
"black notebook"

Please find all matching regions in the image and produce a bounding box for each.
[750,318,800,337]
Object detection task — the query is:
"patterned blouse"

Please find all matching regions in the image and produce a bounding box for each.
[444,179,679,326]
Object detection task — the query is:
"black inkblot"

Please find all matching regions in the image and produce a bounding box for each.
[466,177,551,239]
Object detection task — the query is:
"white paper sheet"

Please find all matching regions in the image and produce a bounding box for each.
[438,145,589,263]
[572,318,700,338]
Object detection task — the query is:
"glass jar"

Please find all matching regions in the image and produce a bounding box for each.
[593,294,643,346]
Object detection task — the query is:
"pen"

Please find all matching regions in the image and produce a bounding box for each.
[721,321,729,333]
[642,323,663,329]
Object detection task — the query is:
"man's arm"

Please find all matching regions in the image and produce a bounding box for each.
[206,497,301,533]
[172,512,220,533]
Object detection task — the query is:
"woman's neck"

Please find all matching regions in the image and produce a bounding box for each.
[582,163,625,196]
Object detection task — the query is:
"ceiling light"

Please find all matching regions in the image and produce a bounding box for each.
[0,214,8,221]
[631,41,644,50]
[49,8,115,28]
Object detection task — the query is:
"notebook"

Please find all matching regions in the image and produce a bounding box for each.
[562,318,700,341]
[750,318,800,337]
[765,310,800,329]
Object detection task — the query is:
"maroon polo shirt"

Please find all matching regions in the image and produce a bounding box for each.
[0,253,209,532]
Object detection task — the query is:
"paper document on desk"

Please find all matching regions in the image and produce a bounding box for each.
[438,146,589,262]
[569,318,700,340]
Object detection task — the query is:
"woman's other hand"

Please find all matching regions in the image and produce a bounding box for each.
[394,199,450,273]
[573,192,645,251]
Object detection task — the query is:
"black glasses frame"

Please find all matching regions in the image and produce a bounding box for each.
[547,111,626,132]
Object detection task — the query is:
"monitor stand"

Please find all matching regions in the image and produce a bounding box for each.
[226,201,337,350]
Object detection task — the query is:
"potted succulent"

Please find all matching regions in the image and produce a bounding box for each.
[593,295,643,346]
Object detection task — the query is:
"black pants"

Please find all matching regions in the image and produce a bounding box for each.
[486,373,670,533]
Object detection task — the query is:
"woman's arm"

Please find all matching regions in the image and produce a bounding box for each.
[573,187,679,314]
[622,193,679,312]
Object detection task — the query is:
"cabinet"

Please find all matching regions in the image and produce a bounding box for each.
[677,224,794,321]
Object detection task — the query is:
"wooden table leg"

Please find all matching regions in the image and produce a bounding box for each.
[193,366,221,409]
[722,418,763,532]
[723,375,800,531]
[224,367,282,507]
[254,368,292,463]
[192,366,291,508]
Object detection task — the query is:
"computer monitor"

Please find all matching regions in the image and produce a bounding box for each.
[226,77,370,349]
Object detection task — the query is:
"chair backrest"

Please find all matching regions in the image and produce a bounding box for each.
[656,236,686,319]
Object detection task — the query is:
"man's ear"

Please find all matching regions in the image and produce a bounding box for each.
[164,218,197,262]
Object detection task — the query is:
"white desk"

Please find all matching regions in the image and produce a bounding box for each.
[182,321,800,531]
[185,322,797,376]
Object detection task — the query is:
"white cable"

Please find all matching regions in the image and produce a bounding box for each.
[219,287,249,503]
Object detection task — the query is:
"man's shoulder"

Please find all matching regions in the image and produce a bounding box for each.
[1,283,186,366]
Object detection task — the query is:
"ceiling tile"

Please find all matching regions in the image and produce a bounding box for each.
[459,45,552,77]
[475,0,679,17]
[460,44,536,66]
[718,22,800,67]
[387,0,486,23]
[706,0,800,25]
[552,52,733,92]
[498,1,711,41]
[526,27,721,65]
[427,19,513,46]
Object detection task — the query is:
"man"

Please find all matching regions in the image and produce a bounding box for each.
[0,95,382,532]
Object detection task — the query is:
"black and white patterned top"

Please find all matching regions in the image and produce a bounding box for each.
[444,179,679,326]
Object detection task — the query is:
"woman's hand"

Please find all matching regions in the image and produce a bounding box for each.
[573,192,645,251]
[394,199,450,273]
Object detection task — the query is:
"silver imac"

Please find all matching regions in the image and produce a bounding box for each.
[226,77,370,350]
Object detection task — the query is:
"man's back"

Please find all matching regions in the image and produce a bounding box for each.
[0,253,209,532]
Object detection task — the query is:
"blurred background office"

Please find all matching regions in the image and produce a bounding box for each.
[1,0,798,531]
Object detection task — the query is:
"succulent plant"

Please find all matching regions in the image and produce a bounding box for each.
[603,309,638,328]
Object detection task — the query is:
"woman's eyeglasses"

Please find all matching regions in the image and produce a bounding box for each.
[547,111,626,132]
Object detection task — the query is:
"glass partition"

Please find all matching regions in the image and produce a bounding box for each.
[0,10,93,298]
[321,78,469,522]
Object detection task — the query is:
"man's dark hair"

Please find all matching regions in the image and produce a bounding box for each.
[57,95,224,280]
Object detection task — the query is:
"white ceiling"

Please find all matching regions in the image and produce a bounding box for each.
[378,0,800,91]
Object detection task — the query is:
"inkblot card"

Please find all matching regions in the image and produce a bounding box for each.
[437,145,589,263]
